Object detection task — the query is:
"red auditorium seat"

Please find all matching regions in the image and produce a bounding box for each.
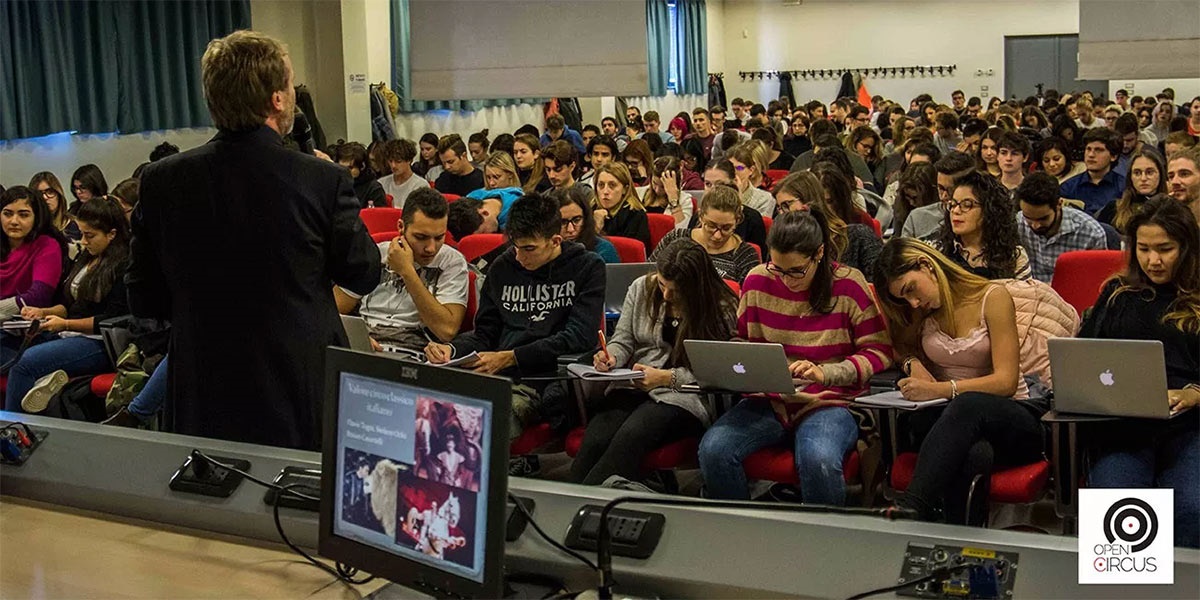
[90,373,117,398]
[564,426,700,474]
[1050,250,1124,313]
[765,170,790,189]
[456,233,506,262]
[359,207,404,235]
[442,193,462,203]
[646,214,676,251]
[608,236,648,263]
[890,452,1051,509]
[371,231,397,244]
[747,242,761,262]
[743,447,860,485]
[761,216,773,236]
[510,422,555,456]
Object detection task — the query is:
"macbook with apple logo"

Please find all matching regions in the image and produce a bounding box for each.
[683,341,800,394]
[1048,338,1185,419]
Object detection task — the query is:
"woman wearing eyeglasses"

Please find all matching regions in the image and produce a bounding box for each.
[650,185,760,284]
[846,127,884,191]
[69,164,108,213]
[934,171,1031,280]
[592,162,651,252]
[872,237,1039,525]
[726,141,777,217]
[773,171,881,280]
[698,210,894,504]
[29,172,80,241]
[573,239,739,486]
[555,186,618,264]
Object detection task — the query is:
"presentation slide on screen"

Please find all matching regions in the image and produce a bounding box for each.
[333,372,491,583]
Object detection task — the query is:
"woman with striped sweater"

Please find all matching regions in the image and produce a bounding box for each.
[698,210,894,504]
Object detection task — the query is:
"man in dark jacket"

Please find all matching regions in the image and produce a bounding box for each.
[127,30,381,450]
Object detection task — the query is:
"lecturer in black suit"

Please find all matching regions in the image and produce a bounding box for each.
[127,31,381,450]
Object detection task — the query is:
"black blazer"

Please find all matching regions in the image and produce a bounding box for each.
[127,126,381,450]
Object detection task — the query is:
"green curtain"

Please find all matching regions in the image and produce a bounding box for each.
[0,0,249,141]
[646,0,672,97]
[676,0,708,96]
[389,0,545,113]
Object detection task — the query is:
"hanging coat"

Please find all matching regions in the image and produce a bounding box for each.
[128,126,382,450]
[778,73,795,107]
[709,74,727,109]
[295,85,327,152]
[836,71,856,100]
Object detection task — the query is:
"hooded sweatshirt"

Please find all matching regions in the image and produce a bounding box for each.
[450,241,605,374]
[465,186,524,231]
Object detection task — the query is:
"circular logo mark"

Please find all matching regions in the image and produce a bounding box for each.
[1103,497,1158,552]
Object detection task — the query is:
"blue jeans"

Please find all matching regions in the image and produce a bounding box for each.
[1089,425,1199,549]
[127,355,168,419]
[4,336,111,412]
[698,398,858,504]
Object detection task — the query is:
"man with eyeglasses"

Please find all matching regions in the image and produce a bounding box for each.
[1015,173,1106,283]
[901,151,975,240]
[846,105,873,133]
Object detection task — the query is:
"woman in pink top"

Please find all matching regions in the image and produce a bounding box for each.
[873,238,1045,525]
[2,186,66,319]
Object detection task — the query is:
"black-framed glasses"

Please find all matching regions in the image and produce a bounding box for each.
[700,219,736,235]
[946,198,980,212]
[560,215,584,229]
[766,259,814,279]
[39,188,58,198]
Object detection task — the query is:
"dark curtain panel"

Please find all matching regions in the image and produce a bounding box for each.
[0,0,249,141]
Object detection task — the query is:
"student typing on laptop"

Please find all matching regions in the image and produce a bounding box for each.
[572,239,738,486]
[1079,197,1199,549]
[698,210,893,505]
[873,238,1046,526]
[335,188,469,351]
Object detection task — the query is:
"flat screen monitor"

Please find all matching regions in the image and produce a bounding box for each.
[319,347,510,598]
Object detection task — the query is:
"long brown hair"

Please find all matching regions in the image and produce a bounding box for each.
[646,238,739,369]
[773,171,848,258]
[1113,148,1166,231]
[28,171,69,231]
[513,133,545,193]
[872,237,992,356]
[1111,196,1200,333]
[65,197,131,304]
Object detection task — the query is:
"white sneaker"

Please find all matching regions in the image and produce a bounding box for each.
[21,370,69,414]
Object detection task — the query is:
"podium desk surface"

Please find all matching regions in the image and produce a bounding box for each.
[0,496,388,599]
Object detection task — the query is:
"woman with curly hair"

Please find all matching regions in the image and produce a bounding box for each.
[934,171,1031,280]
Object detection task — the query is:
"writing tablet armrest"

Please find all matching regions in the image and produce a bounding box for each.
[1041,410,1121,424]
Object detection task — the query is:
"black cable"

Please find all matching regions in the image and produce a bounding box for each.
[191,450,374,585]
[844,565,961,600]
[506,492,597,571]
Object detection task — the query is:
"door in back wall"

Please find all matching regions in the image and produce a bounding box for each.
[1005,34,1109,101]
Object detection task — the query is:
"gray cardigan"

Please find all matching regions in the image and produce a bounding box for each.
[604,275,737,426]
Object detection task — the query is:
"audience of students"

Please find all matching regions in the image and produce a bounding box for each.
[434,134,485,197]
[334,141,388,208]
[573,239,738,486]
[6,198,131,412]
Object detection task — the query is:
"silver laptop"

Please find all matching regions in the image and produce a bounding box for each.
[683,340,799,394]
[1049,338,1181,419]
[340,315,375,352]
[605,263,657,313]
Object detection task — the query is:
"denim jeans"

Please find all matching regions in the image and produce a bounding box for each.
[5,336,111,412]
[698,398,858,504]
[1089,425,1199,549]
[127,355,168,419]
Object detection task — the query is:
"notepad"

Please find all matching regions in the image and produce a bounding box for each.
[854,390,949,410]
[435,351,480,368]
[566,363,646,381]
[0,320,34,331]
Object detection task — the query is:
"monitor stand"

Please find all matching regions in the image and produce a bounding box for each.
[367,576,563,600]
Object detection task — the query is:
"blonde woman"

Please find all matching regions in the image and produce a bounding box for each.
[481,151,521,190]
[726,141,776,217]
[872,238,1039,525]
[592,163,651,251]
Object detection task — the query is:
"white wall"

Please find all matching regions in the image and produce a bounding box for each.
[0,129,218,190]
[718,0,1078,106]
[707,0,726,76]
[1107,79,1200,104]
